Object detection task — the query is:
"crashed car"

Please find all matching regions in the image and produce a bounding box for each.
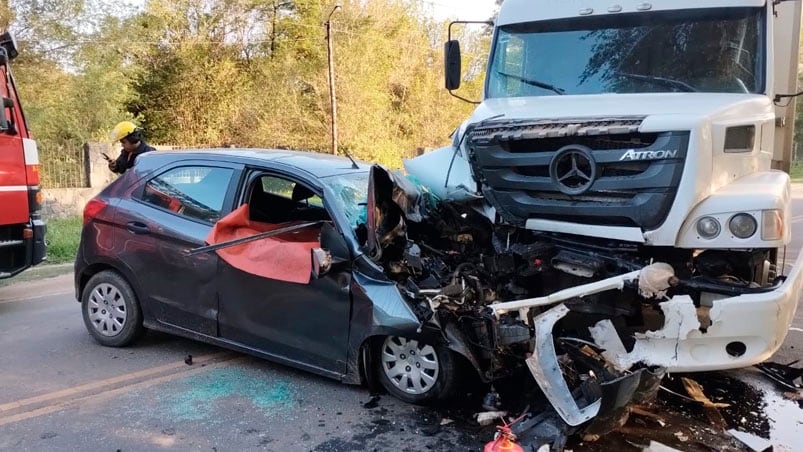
[75,148,802,436]
[76,149,474,404]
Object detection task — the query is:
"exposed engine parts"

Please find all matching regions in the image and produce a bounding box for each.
[363,165,791,437]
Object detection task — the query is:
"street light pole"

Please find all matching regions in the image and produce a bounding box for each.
[325,5,342,155]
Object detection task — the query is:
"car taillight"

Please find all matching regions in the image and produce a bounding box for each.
[83,198,107,225]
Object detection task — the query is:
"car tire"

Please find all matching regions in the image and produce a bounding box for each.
[376,336,457,404]
[81,270,144,347]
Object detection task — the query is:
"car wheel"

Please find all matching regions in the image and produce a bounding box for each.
[376,336,457,404]
[81,271,144,347]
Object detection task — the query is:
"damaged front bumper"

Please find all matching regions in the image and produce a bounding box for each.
[498,252,802,427]
[592,251,803,373]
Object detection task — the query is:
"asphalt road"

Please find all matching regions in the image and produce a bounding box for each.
[0,276,489,451]
[0,189,802,451]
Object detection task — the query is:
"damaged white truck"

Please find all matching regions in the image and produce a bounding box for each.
[387,0,803,438]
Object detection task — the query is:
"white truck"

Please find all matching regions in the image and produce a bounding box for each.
[402,0,803,426]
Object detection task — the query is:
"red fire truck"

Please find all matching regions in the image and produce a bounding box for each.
[0,31,46,279]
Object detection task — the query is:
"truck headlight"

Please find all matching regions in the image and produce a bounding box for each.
[729,213,757,239]
[696,217,721,239]
[761,210,784,241]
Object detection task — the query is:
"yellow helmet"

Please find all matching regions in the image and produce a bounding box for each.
[109,121,139,142]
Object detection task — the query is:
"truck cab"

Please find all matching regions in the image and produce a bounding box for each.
[0,31,46,278]
[400,0,803,419]
[410,0,802,284]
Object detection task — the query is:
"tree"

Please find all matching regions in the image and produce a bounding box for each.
[8,0,491,185]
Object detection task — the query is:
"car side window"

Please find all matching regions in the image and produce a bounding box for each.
[260,176,323,206]
[141,166,234,223]
[247,174,328,224]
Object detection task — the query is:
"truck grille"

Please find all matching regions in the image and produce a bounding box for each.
[467,118,689,230]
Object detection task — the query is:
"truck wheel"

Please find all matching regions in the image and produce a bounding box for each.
[376,336,457,404]
[81,271,144,347]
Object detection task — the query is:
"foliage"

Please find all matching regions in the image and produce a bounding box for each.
[7,0,488,175]
[45,216,82,264]
[791,160,803,181]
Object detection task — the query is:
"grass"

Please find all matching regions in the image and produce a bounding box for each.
[46,216,82,264]
[791,161,803,183]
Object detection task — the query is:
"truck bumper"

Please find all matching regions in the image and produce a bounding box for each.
[0,217,47,279]
[525,252,802,426]
[589,250,803,372]
[31,216,46,266]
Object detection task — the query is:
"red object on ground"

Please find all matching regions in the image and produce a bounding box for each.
[484,426,524,452]
[206,205,320,285]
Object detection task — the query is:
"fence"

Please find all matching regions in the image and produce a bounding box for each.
[38,142,176,218]
[39,142,88,189]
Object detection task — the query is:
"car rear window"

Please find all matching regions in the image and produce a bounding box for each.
[141,166,234,223]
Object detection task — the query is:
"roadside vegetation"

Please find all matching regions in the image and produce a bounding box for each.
[791,161,803,182]
[4,0,491,175]
[45,216,82,264]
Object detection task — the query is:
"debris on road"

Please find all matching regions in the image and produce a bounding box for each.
[681,378,730,409]
[727,429,773,452]
[476,411,508,427]
[755,361,803,392]
[362,395,381,409]
[642,441,684,452]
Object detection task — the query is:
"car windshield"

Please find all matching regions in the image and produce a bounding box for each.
[321,172,370,228]
[486,7,765,98]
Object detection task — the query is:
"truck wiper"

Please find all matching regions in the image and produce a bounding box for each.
[615,72,698,93]
[497,71,566,95]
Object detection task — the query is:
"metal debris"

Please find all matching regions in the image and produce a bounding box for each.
[476,411,508,426]
[755,361,803,391]
[642,441,684,452]
[727,429,773,452]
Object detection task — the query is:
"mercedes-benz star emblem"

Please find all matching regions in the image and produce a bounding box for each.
[549,146,597,196]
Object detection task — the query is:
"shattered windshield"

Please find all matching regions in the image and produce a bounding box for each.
[321,172,370,228]
[487,7,765,97]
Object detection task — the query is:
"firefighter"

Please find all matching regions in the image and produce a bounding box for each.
[107,121,155,174]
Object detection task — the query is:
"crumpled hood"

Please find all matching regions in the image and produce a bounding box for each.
[466,93,772,132]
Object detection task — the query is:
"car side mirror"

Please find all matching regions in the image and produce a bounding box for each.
[311,248,333,279]
[444,40,462,91]
[320,223,349,260]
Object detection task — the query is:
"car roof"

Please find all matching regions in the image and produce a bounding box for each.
[137,148,371,179]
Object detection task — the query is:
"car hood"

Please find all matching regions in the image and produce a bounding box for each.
[365,165,427,261]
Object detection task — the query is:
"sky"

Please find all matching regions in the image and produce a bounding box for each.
[423,0,497,21]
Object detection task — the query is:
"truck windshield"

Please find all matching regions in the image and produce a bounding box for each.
[487,7,765,98]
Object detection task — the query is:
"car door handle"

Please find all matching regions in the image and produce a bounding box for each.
[126,222,151,235]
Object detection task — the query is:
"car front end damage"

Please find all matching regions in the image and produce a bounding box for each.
[363,165,802,438]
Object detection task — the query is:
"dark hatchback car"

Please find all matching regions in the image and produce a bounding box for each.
[75,149,459,403]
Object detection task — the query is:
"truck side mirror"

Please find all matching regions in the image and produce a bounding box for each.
[444,40,462,91]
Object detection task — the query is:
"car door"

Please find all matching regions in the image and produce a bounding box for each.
[114,162,240,335]
[217,170,351,376]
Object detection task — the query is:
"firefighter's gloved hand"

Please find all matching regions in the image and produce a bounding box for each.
[108,160,118,172]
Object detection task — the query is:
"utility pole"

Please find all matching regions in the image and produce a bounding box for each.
[325,5,342,155]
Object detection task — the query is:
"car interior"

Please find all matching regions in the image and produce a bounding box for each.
[246,175,331,224]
